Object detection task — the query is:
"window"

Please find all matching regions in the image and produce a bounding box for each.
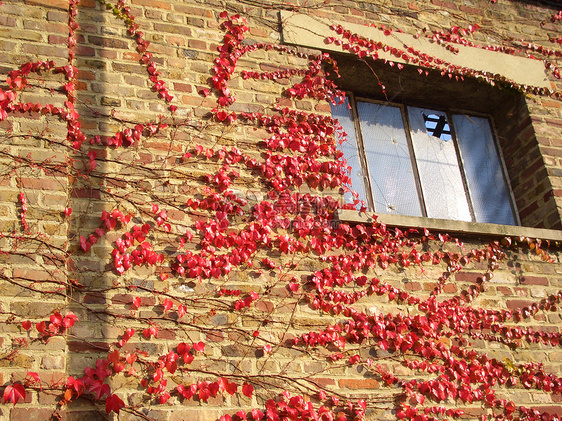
[332,95,518,225]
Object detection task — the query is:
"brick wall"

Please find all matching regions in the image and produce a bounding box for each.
[0,0,561,420]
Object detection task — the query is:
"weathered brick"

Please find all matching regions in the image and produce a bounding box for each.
[0,15,17,26]
[430,0,457,10]
[24,0,67,9]
[131,0,172,9]
[88,36,129,49]
[339,378,380,389]
[506,299,534,310]
[188,39,206,50]
[519,276,548,286]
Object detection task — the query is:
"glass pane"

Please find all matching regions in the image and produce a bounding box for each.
[331,97,368,206]
[407,107,472,221]
[356,101,422,216]
[453,114,516,225]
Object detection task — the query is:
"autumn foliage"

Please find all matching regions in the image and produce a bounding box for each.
[1,1,562,420]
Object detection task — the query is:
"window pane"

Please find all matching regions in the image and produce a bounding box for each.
[452,114,516,225]
[356,102,422,216]
[330,97,369,206]
[407,107,472,221]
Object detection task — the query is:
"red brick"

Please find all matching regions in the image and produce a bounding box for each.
[48,35,67,45]
[541,99,562,108]
[338,378,380,389]
[75,45,96,56]
[443,283,457,293]
[24,0,67,9]
[459,5,483,15]
[135,153,153,164]
[77,69,95,80]
[0,16,17,26]
[174,82,193,93]
[520,201,539,219]
[454,272,481,283]
[506,299,533,310]
[71,187,101,199]
[167,36,186,46]
[459,407,485,419]
[153,23,192,36]
[88,36,128,49]
[158,329,176,340]
[96,49,118,59]
[12,268,49,281]
[250,27,269,37]
[75,81,88,90]
[497,286,512,296]
[315,103,331,113]
[255,300,274,312]
[111,294,134,304]
[20,178,65,190]
[521,158,545,180]
[10,408,63,421]
[78,0,97,7]
[174,4,211,16]
[430,0,457,10]
[188,39,207,50]
[519,276,548,286]
[311,377,336,387]
[404,282,422,291]
[545,118,562,128]
[131,0,172,9]
[123,51,142,61]
[83,292,106,304]
[206,330,224,342]
[23,44,68,58]
[68,341,110,352]
[537,406,562,416]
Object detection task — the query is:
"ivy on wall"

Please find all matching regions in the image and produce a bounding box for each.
[1,1,562,420]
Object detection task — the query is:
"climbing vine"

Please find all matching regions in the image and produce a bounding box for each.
[0,1,561,421]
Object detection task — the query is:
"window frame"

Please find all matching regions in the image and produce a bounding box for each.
[339,93,521,225]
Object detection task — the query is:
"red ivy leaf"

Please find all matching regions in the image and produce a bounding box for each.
[3,383,25,405]
[163,299,173,312]
[36,321,46,334]
[106,393,125,414]
[193,341,205,352]
[242,383,254,398]
[107,349,120,365]
[226,382,238,395]
[251,409,264,420]
[177,342,190,355]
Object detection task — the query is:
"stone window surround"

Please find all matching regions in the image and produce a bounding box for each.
[281,11,561,231]
[280,11,550,90]
[337,209,562,242]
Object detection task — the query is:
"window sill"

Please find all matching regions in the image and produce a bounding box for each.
[336,209,562,242]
